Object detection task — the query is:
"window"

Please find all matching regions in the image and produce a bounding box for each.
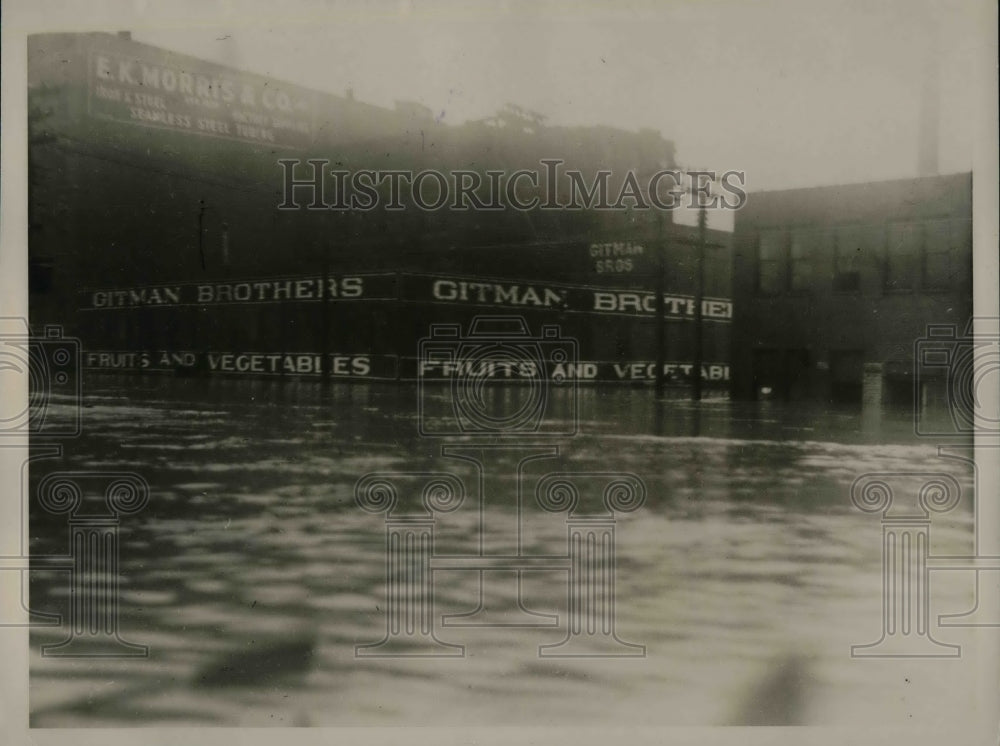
[220,222,231,267]
[789,229,822,292]
[757,230,785,295]
[834,226,869,293]
[922,219,952,290]
[885,221,921,291]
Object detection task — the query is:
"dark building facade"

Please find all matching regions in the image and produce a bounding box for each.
[731,172,973,407]
[28,32,733,388]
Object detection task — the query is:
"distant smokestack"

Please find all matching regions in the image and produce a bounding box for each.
[917,18,940,176]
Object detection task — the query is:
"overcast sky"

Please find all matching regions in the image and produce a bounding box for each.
[6,0,992,198]
[119,0,990,196]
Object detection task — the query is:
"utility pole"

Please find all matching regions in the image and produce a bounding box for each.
[654,210,666,400]
[197,200,206,270]
[320,211,332,385]
[692,201,706,402]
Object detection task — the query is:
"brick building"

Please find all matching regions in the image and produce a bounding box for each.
[731,172,973,407]
[28,31,733,388]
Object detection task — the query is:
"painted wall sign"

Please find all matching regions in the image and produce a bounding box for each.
[83,349,397,379]
[81,272,732,320]
[83,349,729,384]
[82,274,395,309]
[407,275,733,320]
[409,358,729,383]
[588,240,646,274]
[88,49,318,149]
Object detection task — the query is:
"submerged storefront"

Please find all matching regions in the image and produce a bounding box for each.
[29,31,733,388]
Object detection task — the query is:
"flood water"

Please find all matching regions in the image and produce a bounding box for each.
[25,377,989,728]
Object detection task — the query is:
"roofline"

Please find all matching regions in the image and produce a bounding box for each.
[744,170,971,198]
